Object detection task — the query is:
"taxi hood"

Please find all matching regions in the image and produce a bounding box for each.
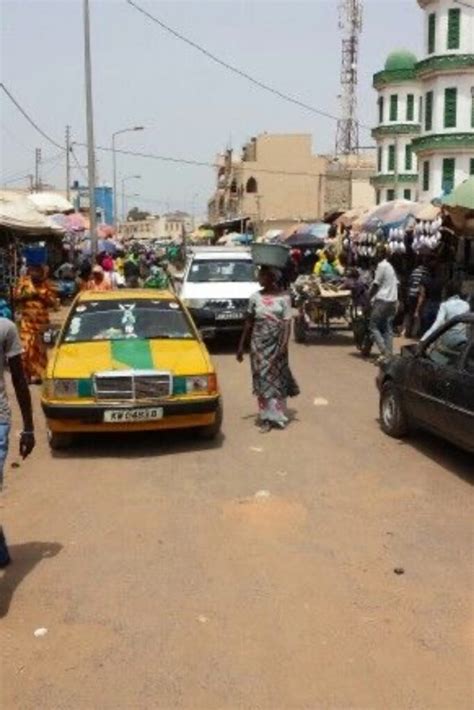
[49,338,212,379]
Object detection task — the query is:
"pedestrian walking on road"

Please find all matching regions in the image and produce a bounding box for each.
[415,261,444,337]
[14,266,58,384]
[237,266,299,433]
[0,317,35,567]
[404,258,429,338]
[369,247,398,363]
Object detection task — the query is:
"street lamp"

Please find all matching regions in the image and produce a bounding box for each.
[112,126,144,229]
[121,175,141,221]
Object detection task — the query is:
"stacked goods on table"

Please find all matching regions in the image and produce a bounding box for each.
[292,275,351,300]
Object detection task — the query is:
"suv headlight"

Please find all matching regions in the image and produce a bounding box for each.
[184,298,206,310]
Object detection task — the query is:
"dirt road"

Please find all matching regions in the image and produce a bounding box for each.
[1,334,472,709]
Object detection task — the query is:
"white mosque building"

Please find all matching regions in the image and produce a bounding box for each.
[371,0,474,203]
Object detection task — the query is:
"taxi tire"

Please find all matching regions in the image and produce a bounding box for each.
[198,400,223,440]
[48,430,74,451]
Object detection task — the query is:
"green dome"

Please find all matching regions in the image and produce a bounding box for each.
[384,50,418,72]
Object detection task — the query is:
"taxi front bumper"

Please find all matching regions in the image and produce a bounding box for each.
[42,397,220,433]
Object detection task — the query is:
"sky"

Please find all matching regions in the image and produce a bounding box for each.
[1,0,421,218]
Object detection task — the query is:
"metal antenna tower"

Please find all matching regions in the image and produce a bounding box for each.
[335,0,363,156]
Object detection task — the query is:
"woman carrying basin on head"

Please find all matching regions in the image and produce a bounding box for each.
[237,266,299,433]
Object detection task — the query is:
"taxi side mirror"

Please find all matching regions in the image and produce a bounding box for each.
[43,328,60,346]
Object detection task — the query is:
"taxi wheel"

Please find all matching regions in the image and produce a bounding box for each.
[48,430,74,451]
[199,400,223,440]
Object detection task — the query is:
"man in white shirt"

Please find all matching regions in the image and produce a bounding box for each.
[421,280,469,347]
[0,318,35,567]
[369,248,399,362]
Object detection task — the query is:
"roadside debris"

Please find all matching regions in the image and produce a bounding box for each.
[33,628,48,638]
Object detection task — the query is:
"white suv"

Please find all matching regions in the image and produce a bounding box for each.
[180,248,259,336]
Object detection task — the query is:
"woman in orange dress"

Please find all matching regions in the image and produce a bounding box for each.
[14,266,58,383]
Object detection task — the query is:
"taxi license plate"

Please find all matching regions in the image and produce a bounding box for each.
[216,311,244,321]
[104,408,163,423]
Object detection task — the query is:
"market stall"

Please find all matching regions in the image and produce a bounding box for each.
[0,190,64,308]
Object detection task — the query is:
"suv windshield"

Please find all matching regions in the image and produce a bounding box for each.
[63,299,194,343]
[187,259,257,283]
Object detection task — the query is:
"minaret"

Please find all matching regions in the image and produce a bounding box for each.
[371,50,421,204]
[413,0,474,200]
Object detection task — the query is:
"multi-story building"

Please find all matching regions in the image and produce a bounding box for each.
[371,0,474,203]
[119,211,194,241]
[208,133,375,233]
[371,51,421,204]
[413,0,474,199]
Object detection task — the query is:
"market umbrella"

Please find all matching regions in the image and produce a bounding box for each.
[358,199,419,231]
[442,177,474,237]
[412,202,441,221]
[442,177,474,210]
[335,207,371,229]
[285,232,326,248]
[66,213,86,232]
[294,222,329,239]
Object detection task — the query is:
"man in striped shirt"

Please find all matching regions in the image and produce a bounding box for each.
[404,260,429,338]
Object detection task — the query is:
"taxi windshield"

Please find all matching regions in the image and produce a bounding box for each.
[63,299,195,343]
[187,259,257,283]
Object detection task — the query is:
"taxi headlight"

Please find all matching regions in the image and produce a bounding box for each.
[185,374,218,395]
[46,379,79,399]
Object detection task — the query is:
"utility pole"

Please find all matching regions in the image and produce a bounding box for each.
[34,148,42,191]
[65,125,71,201]
[83,0,98,257]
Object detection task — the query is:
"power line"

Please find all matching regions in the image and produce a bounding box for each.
[0,83,65,150]
[75,141,357,181]
[1,150,65,185]
[126,0,371,131]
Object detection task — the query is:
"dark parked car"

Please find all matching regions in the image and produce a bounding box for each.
[377,313,474,454]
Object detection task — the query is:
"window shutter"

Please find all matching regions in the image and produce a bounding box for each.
[406,94,414,121]
[378,96,384,124]
[470,158,474,176]
[388,144,396,171]
[389,95,398,122]
[405,144,413,171]
[423,161,430,192]
[442,158,455,193]
[444,88,457,128]
[403,189,411,200]
[377,146,382,172]
[425,91,433,131]
[471,90,474,128]
[419,96,423,124]
[376,190,381,205]
[387,189,395,202]
[447,8,461,50]
[428,13,436,54]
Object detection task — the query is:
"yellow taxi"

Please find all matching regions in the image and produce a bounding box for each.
[41,289,222,449]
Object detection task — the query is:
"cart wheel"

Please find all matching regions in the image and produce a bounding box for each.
[294,317,306,343]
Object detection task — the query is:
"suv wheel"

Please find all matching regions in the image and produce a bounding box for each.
[380,382,409,438]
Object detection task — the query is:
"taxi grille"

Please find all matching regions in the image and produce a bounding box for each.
[94,371,171,402]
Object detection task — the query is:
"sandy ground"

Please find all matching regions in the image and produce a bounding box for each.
[0,331,473,710]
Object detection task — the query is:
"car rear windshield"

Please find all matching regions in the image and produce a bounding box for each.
[187,259,257,283]
[62,299,195,343]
